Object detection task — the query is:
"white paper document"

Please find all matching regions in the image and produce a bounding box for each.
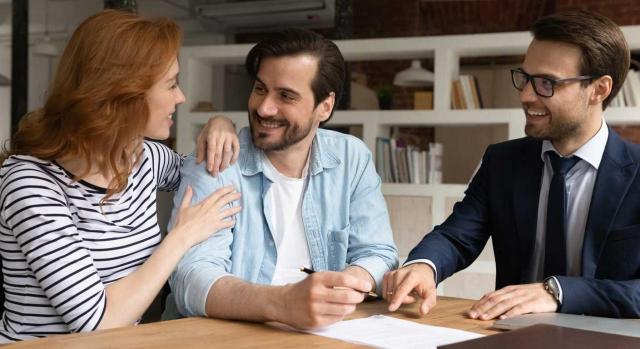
[307,315,483,349]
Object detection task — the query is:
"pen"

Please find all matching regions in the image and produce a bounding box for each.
[300,267,379,298]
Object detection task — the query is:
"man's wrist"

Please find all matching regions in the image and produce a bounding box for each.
[403,259,437,283]
[265,284,289,323]
[344,265,376,291]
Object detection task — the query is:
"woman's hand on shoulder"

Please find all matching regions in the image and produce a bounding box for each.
[171,185,241,249]
[196,115,240,177]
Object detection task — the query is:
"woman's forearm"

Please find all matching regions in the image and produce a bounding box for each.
[97,230,189,329]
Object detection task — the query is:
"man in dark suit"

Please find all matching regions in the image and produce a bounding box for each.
[383,10,640,320]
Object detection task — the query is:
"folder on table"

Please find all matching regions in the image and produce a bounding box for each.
[493,312,640,338]
[439,323,640,349]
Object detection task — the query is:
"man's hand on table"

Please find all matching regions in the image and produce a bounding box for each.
[382,263,437,316]
[468,283,558,320]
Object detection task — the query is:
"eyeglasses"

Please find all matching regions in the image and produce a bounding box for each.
[510,68,594,97]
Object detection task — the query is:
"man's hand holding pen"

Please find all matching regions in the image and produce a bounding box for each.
[274,270,373,329]
[300,267,379,298]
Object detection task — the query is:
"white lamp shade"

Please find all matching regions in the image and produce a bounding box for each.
[393,60,434,87]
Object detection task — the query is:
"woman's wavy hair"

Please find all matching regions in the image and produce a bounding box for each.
[1,10,182,200]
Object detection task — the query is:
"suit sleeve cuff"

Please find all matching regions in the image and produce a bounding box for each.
[403,259,438,283]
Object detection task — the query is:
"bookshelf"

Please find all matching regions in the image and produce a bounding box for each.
[176,26,640,300]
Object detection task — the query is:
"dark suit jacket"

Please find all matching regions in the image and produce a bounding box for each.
[407,128,640,317]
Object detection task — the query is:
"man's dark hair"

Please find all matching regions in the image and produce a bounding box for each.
[532,10,629,110]
[245,28,346,124]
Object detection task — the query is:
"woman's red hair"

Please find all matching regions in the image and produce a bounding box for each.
[1,10,182,200]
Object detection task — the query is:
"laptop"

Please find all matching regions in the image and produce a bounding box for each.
[493,313,640,338]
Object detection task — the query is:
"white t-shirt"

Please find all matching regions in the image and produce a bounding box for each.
[263,155,312,285]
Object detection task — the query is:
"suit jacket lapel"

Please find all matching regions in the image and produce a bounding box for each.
[513,139,544,282]
[582,130,638,277]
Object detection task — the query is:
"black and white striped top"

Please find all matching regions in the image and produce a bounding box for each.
[0,141,182,342]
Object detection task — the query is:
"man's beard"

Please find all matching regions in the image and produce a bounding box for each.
[525,116,582,142]
[248,110,315,151]
[524,103,586,143]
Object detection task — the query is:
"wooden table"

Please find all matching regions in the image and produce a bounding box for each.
[5,297,501,348]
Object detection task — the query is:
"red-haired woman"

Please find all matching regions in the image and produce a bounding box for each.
[0,10,240,342]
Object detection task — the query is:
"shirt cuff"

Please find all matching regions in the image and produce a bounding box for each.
[179,269,233,317]
[403,259,438,283]
[551,276,563,305]
[351,256,393,294]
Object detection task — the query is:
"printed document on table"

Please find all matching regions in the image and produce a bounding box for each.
[307,315,483,349]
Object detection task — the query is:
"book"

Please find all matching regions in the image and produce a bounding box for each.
[469,75,483,108]
[397,146,408,183]
[459,75,476,109]
[420,150,428,184]
[429,142,443,184]
[452,79,466,109]
[626,70,640,107]
[406,146,414,183]
[414,91,434,110]
[411,148,421,184]
[389,137,398,183]
[375,138,386,182]
[622,74,634,106]
[452,75,483,109]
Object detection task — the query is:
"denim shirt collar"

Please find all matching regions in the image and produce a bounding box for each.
[237,128,341,177]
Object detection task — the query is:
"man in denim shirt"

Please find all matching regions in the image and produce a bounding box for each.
[166,28,398,329]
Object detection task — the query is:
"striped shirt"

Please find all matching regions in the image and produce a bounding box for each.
[0,141,182,342]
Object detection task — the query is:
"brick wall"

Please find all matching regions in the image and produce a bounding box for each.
[352,0,640,37]
[557,0,640,24]
[353,0,424,38]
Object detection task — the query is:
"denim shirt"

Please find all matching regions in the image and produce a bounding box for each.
[168,127,398,317]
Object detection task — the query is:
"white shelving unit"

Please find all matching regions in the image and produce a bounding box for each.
[176,26,640,299]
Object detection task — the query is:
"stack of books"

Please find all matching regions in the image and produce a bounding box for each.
[451,74,483,109]
[375,138,443,184]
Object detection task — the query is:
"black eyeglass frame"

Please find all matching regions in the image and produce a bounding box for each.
[510,68,595,97]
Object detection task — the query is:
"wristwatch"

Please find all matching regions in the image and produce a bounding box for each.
[543,276,562,306]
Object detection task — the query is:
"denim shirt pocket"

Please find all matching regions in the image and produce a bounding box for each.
[328,225,350,271]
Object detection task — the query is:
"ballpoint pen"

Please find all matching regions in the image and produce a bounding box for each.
[300,267,379,298]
